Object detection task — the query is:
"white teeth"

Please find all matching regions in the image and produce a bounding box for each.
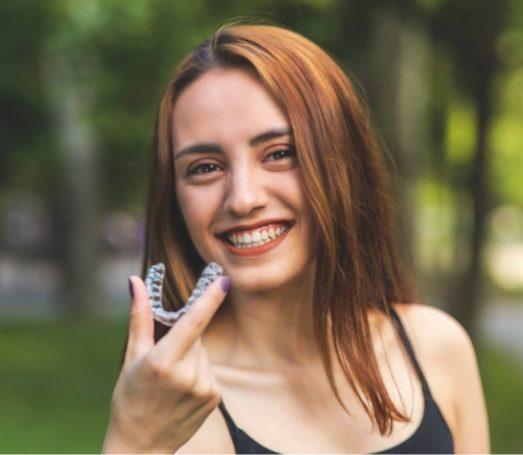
[225,224,290,248]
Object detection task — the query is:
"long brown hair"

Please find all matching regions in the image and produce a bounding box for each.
[141,22,417,435]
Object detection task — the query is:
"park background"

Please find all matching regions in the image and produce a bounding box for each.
[1,0,522,452]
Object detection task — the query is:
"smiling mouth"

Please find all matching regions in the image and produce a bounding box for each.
[216,221,294,255]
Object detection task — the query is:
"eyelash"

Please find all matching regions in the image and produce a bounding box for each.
[186,148,296,176]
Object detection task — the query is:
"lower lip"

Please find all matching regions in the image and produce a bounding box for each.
[218,226,292,257]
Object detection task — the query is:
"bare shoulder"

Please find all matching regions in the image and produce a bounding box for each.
[391,302,490,453]
[391,302,479,393]
[175,406,234,454]
[391,302,472,357]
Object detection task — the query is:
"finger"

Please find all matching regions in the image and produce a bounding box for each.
[191,345,215,399]
[155,276,230,362]
[184,336,203,361]
[173,337,202,373]
[199,344,220,395]
[125,275,155,363]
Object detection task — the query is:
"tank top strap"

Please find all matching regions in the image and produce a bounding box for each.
[388,305,431,397]
[218,399,239,435]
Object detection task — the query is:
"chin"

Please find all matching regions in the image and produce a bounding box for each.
[227,258,314,293]
[231,274,287,293]
[199,235,316,292]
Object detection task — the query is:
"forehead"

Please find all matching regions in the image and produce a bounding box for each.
[172,67,289,148]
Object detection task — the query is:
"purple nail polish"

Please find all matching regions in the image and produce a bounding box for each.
[128,278,134,298]
[221,276,231,293]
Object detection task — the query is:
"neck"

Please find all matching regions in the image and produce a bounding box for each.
[204,266,389,372]
[205,264,323,370]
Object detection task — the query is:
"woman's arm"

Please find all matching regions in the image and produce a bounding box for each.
[398,303,491,454]
[442,313,490,453]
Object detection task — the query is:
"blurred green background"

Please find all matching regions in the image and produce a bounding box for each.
[1,0,522,452]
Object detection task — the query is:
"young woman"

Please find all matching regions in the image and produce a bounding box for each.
[102,23,490,454]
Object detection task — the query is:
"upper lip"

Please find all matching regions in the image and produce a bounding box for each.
[216,219,294,236]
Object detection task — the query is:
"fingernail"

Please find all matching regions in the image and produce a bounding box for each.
[220,276,231,293]
[128,278,134,298]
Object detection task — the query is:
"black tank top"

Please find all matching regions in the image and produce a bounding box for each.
[218,306,455,454]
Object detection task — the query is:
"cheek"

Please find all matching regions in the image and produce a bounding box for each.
[176,182,221,234]
[281,171,313,221]
[287,172,318,245]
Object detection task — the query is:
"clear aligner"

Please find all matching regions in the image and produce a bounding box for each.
[144,262,223,326]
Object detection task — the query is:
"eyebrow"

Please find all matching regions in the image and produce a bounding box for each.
[173,127,292,161]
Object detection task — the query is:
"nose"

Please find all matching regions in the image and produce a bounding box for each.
[223,164,268,217]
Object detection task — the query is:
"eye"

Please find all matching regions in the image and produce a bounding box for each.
[265,147,296,161]
[185,148,296,177]
[186,162,222,176]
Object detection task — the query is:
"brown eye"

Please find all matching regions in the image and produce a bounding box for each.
[265,148,296,161]
[187,162,222,176]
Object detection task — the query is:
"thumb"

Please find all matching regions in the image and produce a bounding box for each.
[125,275,155,364]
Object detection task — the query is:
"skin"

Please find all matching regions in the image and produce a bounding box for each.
[102,274,229,454]
[172,67,321,369]
[172,67,490,453]
[103,66,490,453]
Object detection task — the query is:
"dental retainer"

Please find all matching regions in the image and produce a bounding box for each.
[144,262,224,326]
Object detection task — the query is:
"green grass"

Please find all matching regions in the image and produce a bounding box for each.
[0,318,127,453]
[0,319,521,453]
[479,345,523,453]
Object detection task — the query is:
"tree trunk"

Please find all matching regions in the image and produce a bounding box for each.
[44,53,101,317]
[444,0,504,345]
[451,76,493,345]
[367,6,430,294]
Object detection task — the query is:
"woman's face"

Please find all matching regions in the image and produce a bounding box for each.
[172,67,317,292]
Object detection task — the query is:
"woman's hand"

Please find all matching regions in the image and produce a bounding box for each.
[102,273,230,454]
